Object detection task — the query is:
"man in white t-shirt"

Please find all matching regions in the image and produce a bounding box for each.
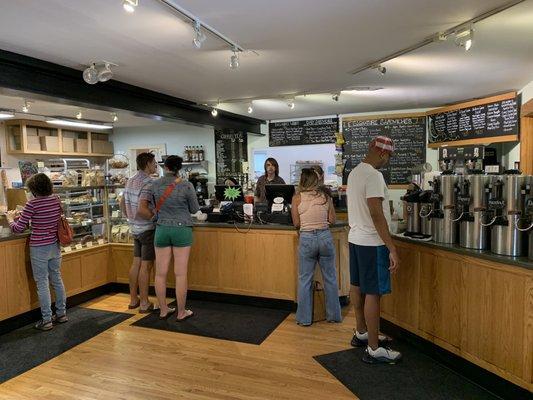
[346,135,402,364]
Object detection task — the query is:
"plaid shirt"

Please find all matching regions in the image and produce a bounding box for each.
[124,171,155,234]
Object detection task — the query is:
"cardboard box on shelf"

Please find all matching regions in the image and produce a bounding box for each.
[62,137,75,152]
[27,136,42,151]
[40,136,59,152]
[75,139,89,153]
[92,140,114,154]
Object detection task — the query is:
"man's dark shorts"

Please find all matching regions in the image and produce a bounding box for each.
[133,229,155,261]
[349,243,391,295]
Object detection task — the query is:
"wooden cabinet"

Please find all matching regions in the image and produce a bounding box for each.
[384,239,533,391]
[61,256,82,295]
[5,239,38,317]
[188,229,220,291]
[80,248,109,288]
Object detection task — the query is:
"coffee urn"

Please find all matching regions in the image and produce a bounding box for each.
[402,189,422,238]
[484,171,527,257]
[430,171,461,244]
[419,190,433,238]
[515,175,533,260]
[457,171,491,250]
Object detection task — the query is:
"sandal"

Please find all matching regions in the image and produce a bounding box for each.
[176,310,194,322]
[128,299,140,309]
[159,307,176,320]
[139,302,154,314]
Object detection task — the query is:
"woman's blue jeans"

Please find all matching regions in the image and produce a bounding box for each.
[296,229,342,325]
[29,242,67,322]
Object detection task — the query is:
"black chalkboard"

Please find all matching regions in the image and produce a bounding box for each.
[215,128,248,185]
[269,118,338,147]
[342,116,427,185]
[429,94,521,144]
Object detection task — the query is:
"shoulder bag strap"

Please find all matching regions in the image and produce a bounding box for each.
[155,178,181,212]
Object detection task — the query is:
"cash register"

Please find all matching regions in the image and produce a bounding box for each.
[260,184,296,224]
[207,185,245,222]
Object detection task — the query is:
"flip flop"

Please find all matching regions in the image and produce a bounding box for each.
[176,310,194,322]
[128,299,140,309]
[159,307,176,320]
[139,302,154,314]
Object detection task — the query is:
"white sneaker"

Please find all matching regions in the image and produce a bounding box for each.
[351,330,391,347]
[363,345,402,364]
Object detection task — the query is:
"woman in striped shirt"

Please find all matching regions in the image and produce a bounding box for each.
[7,173,68,331]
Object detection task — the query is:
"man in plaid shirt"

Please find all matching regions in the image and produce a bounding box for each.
[121,152,158,312]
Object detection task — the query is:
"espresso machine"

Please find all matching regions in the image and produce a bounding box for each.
[430,171,461,244]
[483,171,528,257]
[188,174,208,206]
[456,171,491,250]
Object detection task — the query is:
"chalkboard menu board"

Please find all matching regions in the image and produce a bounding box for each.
[429,94,521,144]
[269,117,338,147]
[215,128,248,184]
[342,115,427,185]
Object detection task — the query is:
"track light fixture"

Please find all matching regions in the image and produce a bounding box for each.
[455,25,474,51]
[376,65,387,75]
[211,107,218,117]
[247,103,253,114]
[76,111,83,120]
[111,112,118,122]
[83,62,117,85]
[229,48,240,70]
[122,0,138,13]
[22,100,31,113]
[332,92,340,102]
[192,20,207,49]
[287,99,295,110]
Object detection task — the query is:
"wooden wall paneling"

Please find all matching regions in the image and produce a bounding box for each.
[61,255,82,295]
[81,248,109,288]
[188,229,219,291]
[391,243,420,329]
[522,99,533,117]
[463,261,526,379]
[260,231,298,300]
[217,231,260,296]
[111,246,134,284]
[524,276,533,383]
[418,249,462,348]
[520,117,533,175]
[5,239,37,316]
[0,243,9,319]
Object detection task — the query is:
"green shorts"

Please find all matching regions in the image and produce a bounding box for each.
[154,226,193,248]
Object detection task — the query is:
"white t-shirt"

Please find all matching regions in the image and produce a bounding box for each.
[347,162,391,246]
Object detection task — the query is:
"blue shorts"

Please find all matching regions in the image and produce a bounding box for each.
[349,243,391,295]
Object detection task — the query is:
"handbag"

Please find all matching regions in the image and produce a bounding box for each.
[312,280,327,322]
[57,216,74,246]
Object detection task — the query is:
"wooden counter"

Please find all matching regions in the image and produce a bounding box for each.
[384,238,533,391]
[0,224,350,323]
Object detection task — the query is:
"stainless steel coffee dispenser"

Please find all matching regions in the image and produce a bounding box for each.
[515,175,533,260]
[430,172,461,244]
[419,190,433,238]
[457,171,491,250]
[483,171,527,257]
[402,189,423,238]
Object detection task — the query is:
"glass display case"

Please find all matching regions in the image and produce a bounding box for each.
[106,185,133,244]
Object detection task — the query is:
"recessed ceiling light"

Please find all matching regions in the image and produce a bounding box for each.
[247,103,253,114]
[46,118,113,130]
[0,110,15,119]
[123,0,138,13]
[211,108,218,117]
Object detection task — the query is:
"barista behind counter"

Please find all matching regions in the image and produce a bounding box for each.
[254,158,286,203]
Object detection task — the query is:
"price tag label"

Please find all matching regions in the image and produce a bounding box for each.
[81,221,88,226]
[97,238,105,245]
[63,246,72,253]
[96,218,102,224]
[75,244,83,250]
[64,199,71,205]
[92,197,98,203]
[37,161,45,168]
[86,241,93,247]
[112,211,119,218]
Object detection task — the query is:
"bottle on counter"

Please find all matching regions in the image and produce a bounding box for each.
[199,145,205,161]
[183,145,189,162]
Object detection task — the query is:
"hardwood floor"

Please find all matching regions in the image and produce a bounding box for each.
[0,294,357,400]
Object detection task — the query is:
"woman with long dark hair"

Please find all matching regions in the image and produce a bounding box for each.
[254,157,285,203]
[138,155,200,321]
[291,168,341,326]
[7,173,67,330]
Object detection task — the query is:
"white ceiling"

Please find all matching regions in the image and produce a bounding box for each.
[0,0,532,121]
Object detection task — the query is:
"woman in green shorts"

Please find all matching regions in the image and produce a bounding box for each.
[138,155,200,321]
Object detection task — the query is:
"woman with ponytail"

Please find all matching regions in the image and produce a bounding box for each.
[291,168,342,326]
[138,155,199,321]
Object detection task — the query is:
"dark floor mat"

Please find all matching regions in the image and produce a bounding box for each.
[314,340,505,400]
[0,307,132,384]
[131,299,290,345]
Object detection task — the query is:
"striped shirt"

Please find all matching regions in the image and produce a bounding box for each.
[124,171,155,234]
[10,195,62,246]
